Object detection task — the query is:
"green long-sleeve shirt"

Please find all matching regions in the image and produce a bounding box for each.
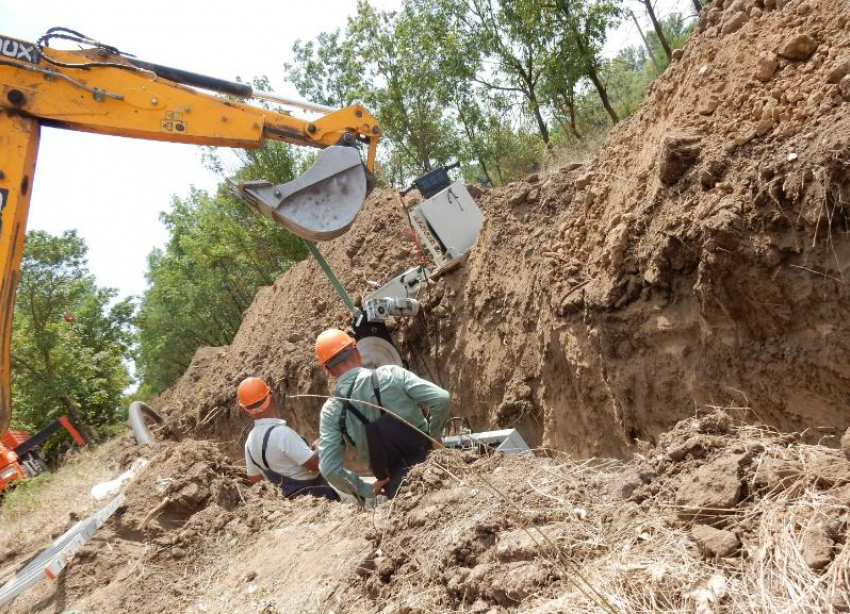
[318,365,451,499]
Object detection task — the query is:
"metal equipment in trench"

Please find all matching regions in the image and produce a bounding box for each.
[353,163,485,366]
[237,162,485,370]
[397,162,485,277]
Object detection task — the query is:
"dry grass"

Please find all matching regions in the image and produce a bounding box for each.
[0,438,125,562]
[285,395,849,613]
[4,407,846,614]
[389,417,850,614]
[539,129,610,176]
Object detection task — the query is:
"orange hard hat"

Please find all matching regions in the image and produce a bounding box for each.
[315,329,357,366]
[237,377,271,415]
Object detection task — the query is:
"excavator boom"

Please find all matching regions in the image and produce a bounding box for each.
[0,31,382,433]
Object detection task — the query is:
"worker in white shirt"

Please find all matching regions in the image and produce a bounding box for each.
[237,376,339,501]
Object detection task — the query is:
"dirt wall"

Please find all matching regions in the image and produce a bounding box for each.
[156,0,850,458]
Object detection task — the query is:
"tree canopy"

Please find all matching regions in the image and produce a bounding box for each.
[11,230,133,440]
[134,142,308,398]
[286,0,696,185]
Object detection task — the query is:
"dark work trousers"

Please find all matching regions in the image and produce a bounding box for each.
[382,442,430,498]
[337,371,432,500]
[280,473,341,501]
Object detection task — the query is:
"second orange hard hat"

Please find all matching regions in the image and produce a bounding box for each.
[237,377,271,415]
[315,329,357,366]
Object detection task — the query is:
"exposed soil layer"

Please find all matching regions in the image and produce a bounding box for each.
[156,0,850,459]
[4,412,849,613]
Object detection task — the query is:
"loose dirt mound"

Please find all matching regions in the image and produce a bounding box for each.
[5,413,849,613]
[155,0,850,459]
[2,438,349,613]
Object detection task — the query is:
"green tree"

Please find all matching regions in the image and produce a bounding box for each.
[136,143,308,398]
[287,1,470,184]
[284,0,695,185]
[459,0,555,144]
[352,1,464,178]
[544,0,624,124]
[286,31,366,107]
[10,230,133,441]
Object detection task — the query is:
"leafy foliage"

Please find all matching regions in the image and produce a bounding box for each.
[11,231,133,441]
[135,143,307,398]
[286,0,697,185]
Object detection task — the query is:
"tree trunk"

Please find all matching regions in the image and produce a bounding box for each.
[554,96,582,140]
[557,3,619,124]
[527,92,550,145]
[643,0,672,62]
[514,58,549,145]
[630,9,662,74]
[566,96,582,139]
[691,0,703,13]
[586,63,620,124]
[60,395,93,445]
[455,106,495,186]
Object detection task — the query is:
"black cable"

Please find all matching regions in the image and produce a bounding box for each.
[35,27,145,73]
[417,282,445,388]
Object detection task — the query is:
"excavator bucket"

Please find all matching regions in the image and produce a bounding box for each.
[233,146,369,241]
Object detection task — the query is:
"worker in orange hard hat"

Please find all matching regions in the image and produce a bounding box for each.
[238,376,339,501]
[314,329,451,502]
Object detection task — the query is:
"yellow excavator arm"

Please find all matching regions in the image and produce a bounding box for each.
[0,30,382,432]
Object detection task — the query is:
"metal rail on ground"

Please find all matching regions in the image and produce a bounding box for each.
[0,494,125,607]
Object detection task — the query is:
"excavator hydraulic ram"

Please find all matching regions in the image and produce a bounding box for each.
[0,29,383,433]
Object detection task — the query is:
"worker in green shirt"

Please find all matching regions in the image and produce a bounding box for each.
[314,328,451,501]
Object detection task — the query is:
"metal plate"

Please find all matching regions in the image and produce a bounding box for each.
[235,146,367,241]
[0,494,125,606]
[356,336,403,369]
[416,182,483,259]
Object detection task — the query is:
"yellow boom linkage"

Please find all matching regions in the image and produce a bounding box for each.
[0,30,382,432]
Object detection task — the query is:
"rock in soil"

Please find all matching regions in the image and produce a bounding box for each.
[658,133,702,186]
[802,524,835,570]
[827,57,850,84]
[754,50,779,82]
[675,456,742,520]
[690,525,740,558]
[778,34,818,61]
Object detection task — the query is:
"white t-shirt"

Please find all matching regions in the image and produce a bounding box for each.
[244,418,317,482]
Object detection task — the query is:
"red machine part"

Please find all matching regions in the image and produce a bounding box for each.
[0,443,25,491]
[1,429,30,448]
[57,417,86,446]
[0,417,86,491]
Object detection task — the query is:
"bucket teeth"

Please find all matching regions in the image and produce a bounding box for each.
[232,146,367,241]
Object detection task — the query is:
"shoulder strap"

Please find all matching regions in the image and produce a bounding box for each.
[336,378,373,447]
[260,425,281,471]
[371,370,384,410]
[246,447,262,473]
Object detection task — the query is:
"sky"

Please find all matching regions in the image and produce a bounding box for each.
[0,0,692,303]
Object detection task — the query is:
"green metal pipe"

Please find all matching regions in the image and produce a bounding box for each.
[303,240,360,317]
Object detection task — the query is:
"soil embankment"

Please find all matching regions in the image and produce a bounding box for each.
[158,0,849,457]
[4,413,850,613]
